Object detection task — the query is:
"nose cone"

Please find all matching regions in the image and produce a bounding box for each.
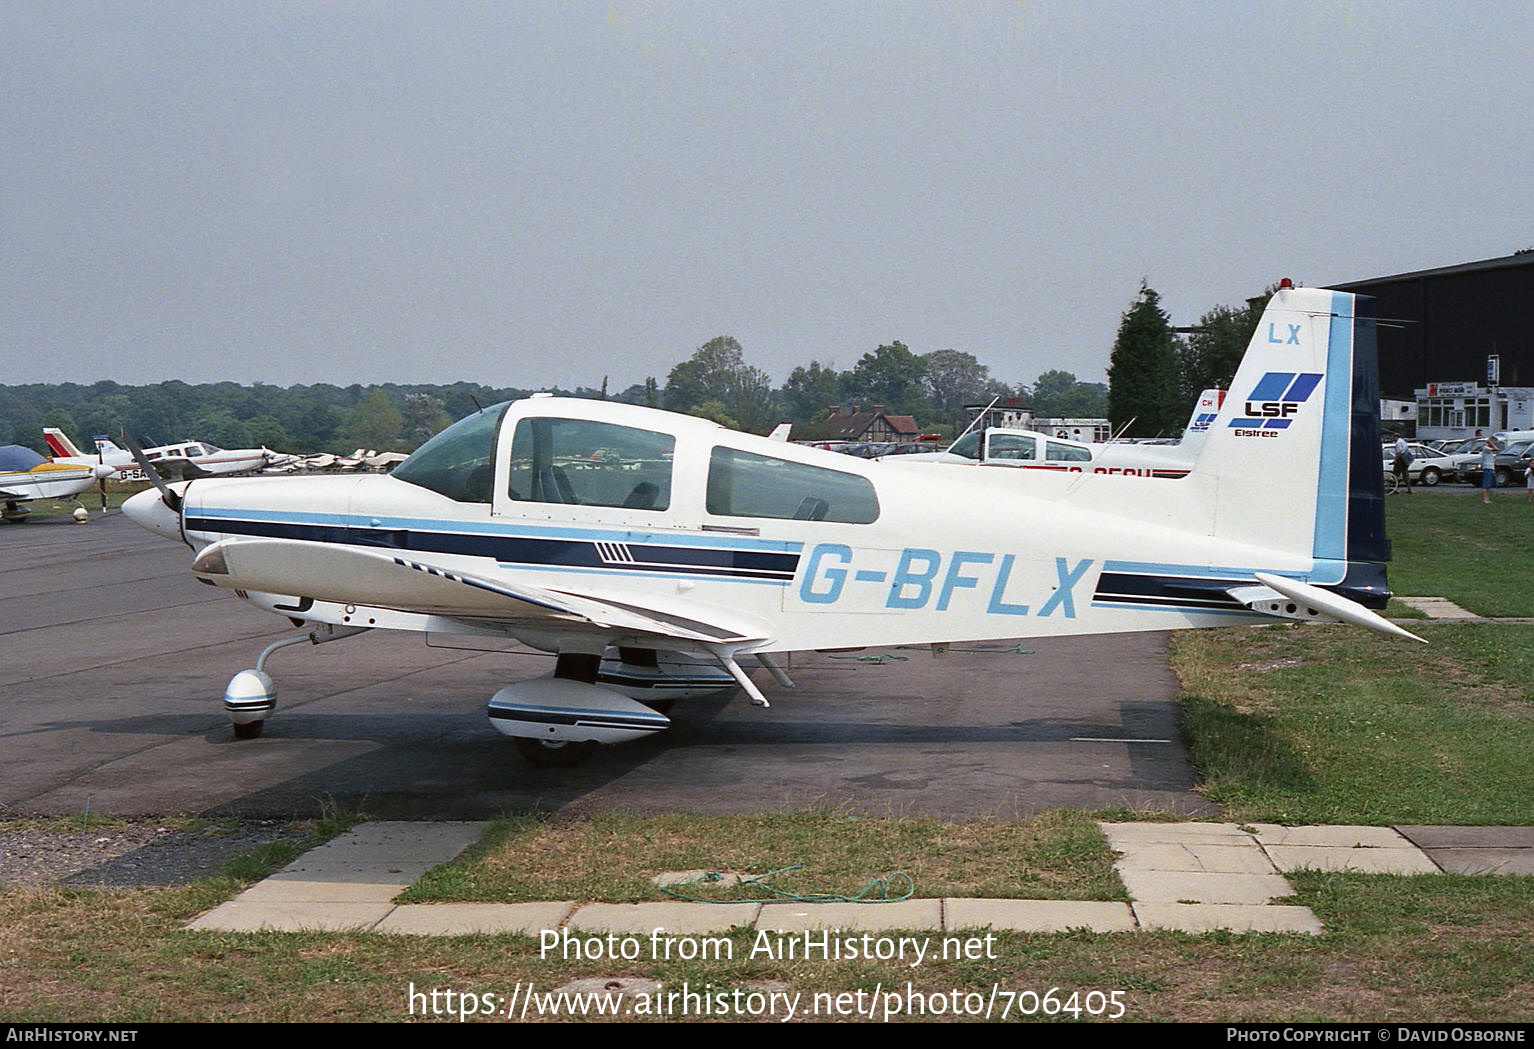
[123,487,184,543]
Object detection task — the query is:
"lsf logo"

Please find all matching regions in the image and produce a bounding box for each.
[1229,372,1323,432]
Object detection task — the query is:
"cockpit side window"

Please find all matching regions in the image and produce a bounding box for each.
[392,403,508,503]
[706,446,879,523]
[506,418,674,510]
[1045,441,1091,462]
[987,434,1036,461]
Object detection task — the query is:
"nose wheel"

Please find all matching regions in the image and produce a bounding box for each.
[232,719,265,740]
[224,667,280,739]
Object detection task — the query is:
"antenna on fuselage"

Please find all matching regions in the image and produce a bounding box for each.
[948,395,1002,453]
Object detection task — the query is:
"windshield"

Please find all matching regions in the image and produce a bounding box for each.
[948,432,982,460]
[392,403,508,503]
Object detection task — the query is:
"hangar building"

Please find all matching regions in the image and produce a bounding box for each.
[1332,252,1534,439]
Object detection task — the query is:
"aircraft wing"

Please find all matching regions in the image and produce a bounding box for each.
[151,456,210,480]
[190,538,771,646]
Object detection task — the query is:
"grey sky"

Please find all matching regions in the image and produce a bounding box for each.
[4,1,1530,393]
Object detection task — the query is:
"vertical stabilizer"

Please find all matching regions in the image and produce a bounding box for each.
[1193,285,1388,603]
[43,427,85,459]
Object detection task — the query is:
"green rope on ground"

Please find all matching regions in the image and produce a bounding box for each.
[659,863,916,904]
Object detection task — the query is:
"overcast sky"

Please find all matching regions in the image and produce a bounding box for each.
[4,1,1530,393]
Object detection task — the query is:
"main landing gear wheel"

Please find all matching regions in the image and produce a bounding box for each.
[513,737,598,768]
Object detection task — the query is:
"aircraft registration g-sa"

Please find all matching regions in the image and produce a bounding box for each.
[125,282,1421,766]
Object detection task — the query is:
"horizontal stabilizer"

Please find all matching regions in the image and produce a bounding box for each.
[1229,572,1426,643]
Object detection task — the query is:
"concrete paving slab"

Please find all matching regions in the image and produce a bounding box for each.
[1131,903,1323,935]
[1264,845,1440,875]
[567,902,761,935]
[377,902,576,936]
[1099,822,1256,845]
[756,899,944,932]
[234,877,411,904]
[1425,849,1534,876]
[1394,596,1476,619]
[1251,824,1414,848]
[259,863,439,885]
[185,900,393,932]
[298,821,489,860]
[1116,869,1295,905]
[1396,826,1534,849]
[944,898,1136,933]
[1111,842,1279,874]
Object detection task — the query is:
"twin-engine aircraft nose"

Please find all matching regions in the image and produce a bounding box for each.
[123,486,185,543]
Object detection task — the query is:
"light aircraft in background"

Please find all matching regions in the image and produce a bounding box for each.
[44,429,278,481]
[900,389,1227,479]
[124,282,1419,765]
[0,445,104,523]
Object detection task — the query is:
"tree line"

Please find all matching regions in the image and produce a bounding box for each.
[1,285,1267,455]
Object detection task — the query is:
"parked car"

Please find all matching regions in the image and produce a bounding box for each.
[1489,440,1534,488]
[1381,442,1459,486]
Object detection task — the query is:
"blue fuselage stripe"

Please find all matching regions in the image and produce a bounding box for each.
[184,514,802,583]
[1313,293,1351,561]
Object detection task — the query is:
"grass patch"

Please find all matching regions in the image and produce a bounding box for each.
[1385,495,1534,617]
[3,870,1532,1021]
[1174,623,1534,824]
[403,809,1123,904]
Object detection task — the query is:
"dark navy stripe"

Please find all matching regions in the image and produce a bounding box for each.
[1344,295,1390,566]
[184,516,800,582]
[1094,572,1246,610]
[1096,565,1391,612]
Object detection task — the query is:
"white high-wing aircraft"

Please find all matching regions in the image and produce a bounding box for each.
[900,389,1227,478]
[44,430,275,480]
[124,283,1419,765]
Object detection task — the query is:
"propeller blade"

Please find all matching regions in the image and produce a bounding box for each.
[120,430,182,512]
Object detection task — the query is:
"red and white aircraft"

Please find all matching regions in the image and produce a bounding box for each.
[44,429,277,480]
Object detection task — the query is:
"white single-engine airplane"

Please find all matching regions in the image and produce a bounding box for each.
[902,388,1226,478]
[45,429,277,480]
[124,283,1419,765]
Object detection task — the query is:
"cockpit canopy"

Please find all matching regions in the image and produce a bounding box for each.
[392,400,880,525]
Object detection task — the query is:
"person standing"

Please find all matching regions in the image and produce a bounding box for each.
[1391,432,1414,494]
[1478,431,1500,504]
